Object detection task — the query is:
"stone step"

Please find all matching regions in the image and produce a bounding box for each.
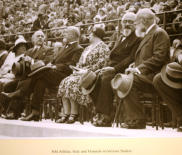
[0,118,182,138]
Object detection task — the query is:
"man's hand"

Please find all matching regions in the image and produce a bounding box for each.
[74,68,88,75]
[100,67,115,74]
[125,67,141,74]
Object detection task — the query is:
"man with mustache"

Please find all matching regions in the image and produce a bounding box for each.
[120,8,170,129]
[91,12,141,127]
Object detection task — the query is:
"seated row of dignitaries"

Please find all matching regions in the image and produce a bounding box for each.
[15,26,84,121]
[0,30,54,119]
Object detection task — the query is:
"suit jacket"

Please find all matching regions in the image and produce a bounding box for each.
[52,42,84,75]
[109,32,141,73]
[135,25,170,82]
[26,45,54,64]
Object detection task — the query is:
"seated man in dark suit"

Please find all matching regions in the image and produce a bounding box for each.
[90,12,141,127]
[153,47,182,132]
[119,8,170,129]
[19,26,84,121]
[0,30,54,119]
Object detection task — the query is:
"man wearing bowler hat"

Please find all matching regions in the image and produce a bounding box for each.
[90,12,141,127]
[153,51,182,132]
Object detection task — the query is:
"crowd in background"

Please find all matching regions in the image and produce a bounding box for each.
[0,0,182,47]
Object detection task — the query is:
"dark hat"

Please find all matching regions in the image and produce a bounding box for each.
[28,61,52,77]
[12,61,25,77]
[161,62,182,89]
[92,26,105,40]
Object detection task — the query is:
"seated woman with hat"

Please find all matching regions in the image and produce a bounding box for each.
[0,36,29,118]
[56,26,110,124]
[0,35,28,92]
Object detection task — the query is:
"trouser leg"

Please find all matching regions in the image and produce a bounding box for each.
[123,75,151,122]
[91,71,115,116]
[153,73,182,119]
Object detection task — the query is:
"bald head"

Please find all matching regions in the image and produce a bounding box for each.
[122,12,136,22]
[135,8,156,38]
[136,8,155,26]
[121,12,136,37]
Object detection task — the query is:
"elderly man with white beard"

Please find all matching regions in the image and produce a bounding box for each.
[120,8,170,129]
[90,12,141,127]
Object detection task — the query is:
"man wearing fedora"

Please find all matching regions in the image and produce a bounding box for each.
[119,8,170,129]
[20,26,84,121]
[153,51,182,131]
[90,12,141,127]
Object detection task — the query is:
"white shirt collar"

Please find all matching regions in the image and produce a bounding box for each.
[146,23,156,35]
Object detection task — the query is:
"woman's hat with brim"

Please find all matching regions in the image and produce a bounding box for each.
[28,61,51,77]
[80,70,99,95]
[161,62,182,89]
[111,73,134,99]
[12,36,27,52]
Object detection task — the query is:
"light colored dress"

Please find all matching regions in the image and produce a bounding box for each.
[0,52,25,91]
[57,41,110,106]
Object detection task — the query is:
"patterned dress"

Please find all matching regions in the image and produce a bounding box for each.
[57,41,110,106]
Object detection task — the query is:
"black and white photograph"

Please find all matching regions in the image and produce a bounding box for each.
[0,0,182,154]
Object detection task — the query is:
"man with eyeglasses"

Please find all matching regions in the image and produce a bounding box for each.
[90,12,141,127]
[120,8,170,129]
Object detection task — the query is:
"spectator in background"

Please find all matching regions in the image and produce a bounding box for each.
[31,4,49,31]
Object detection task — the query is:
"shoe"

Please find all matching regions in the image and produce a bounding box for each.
[1,113,7,119]
[19,111,39,121]
[177,126,182,132]
[56,115,69,123]
[66,114,78,124]
[92,114,112,127]
[120,122,146,129]
[5,112,16,120]
[1,90,21,99]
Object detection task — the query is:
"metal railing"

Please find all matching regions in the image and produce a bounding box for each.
[1,9,182,47]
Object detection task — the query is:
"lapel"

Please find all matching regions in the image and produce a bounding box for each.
[54,43,77,62]
[33,46,46,59]
[135,25,157,57]
[113,32,135,52]
[113,35,123,48]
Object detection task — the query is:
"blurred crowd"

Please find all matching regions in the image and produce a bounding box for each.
[0,0,182,47]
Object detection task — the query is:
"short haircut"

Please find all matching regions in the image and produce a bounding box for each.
[66,26,80,39]
[31,30,46,43]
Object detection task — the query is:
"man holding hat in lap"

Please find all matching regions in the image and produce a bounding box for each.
[90,12,141,127]
[0,30,53,119]
[19,26,83,121]
[118,8,170,129]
